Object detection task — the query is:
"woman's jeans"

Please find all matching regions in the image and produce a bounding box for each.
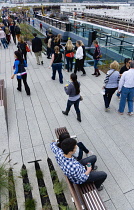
[66,57,73,72]
[1,38,8,49]
[52,63,63,83]
[66,98,80,114]
[119,86,134,113]
[103,88,117,108]
[94,59,99,69]
[77,142,89,161]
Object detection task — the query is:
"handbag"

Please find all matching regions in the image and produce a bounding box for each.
[66,52,74,58]
[26,44,31,52]
[80,96,83,101]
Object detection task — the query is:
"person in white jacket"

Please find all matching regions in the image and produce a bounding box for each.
[74,40,86,76]
[0,28,8,49]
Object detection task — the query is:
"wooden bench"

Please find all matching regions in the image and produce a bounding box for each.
[55,127,106,210]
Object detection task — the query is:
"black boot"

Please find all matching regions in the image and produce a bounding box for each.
[92,69,97,75]
[77,113,81,122]
[62,111,68,116]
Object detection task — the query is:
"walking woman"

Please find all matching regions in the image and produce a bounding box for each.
[103,61,120,112]
[62,73,81,122]
[65,40,74,72]
[74,40,86,76]
[11,51,30,96]
[50,46,63,84]
[92,40,101,77]
[17,36,27,61]
[80,40,86,75]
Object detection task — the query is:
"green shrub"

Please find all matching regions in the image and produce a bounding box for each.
[53,179,63,195]
[25,198,36,210]
[36,169,43,180]
[20,168,27,177]
[39,186,47,196]
[23,183,33,192]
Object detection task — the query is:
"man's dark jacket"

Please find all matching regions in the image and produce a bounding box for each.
[32,36,42,52]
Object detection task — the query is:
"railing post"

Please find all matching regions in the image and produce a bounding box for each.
[119,40,123,54]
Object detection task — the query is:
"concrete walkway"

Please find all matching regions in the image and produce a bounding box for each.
[0,35,134,209]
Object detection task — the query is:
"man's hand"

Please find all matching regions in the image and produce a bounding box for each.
[85,166,92,175]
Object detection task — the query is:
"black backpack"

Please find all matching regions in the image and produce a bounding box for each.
[15,26,21,34]
[18,62,26,74]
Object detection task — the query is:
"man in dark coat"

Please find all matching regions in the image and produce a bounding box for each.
[32,33,43,65]
[9,22,16,44]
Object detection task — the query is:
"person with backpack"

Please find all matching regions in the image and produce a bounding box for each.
[65,40,74,72]
[9,22,16,44]
[14,24,21,42]
[103,61,120,112]
[11,51,30,96]
[62,73,82,122]
[50,46,63,84]
[17,36,27,61]
[32,33,43,65]
[92,40,101,77]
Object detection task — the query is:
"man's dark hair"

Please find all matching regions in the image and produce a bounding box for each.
[61,138,77,155]
[33,33,37,37]
[58,132,70,148]
[124,58,131,64]
[130,60,134,68]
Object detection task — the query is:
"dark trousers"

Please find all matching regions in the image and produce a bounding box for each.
[11,33,16,44]
[77,142,89,161]
[79,157,107,189]
[79,155,97,170]
[17,74,30,95]
[52,63,63,83]
[21,50,27,62]
[103,88,117,108]
[81,58,85,73]
[66,57,73,72]
[66,98,80,114]
[74,59,86,74]
[47,47,51,58]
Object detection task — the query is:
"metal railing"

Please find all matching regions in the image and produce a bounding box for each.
[0,80,4,107]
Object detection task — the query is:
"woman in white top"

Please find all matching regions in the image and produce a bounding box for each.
[74,40,86,76]
[0,28,8,49]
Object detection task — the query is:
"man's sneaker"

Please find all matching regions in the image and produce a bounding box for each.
[41,61,43,65]
[62,111,68,116]
[105,107,110,112]
[93,165,98,171]
[127,112,134,116]
[81,73,86,76]
[97,185,104,191]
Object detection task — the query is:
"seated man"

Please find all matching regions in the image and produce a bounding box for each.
[51,138,107,191]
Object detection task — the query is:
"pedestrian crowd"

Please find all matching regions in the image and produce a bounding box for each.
[1,12,134,194]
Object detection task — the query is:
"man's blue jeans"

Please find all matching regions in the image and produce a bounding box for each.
[52,63,63,83]
[1,38,8,49]
[119,86,134,113]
